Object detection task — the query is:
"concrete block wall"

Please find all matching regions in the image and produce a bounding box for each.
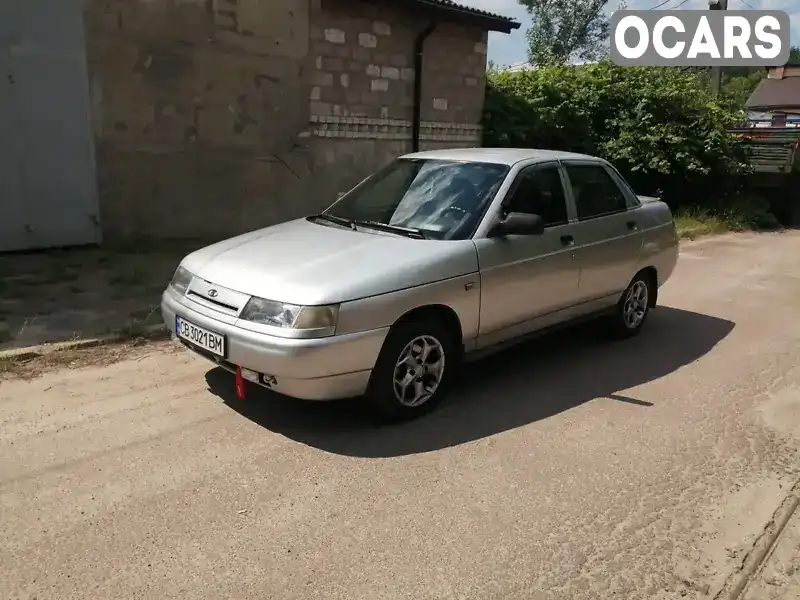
[421,22,488,127]
[308,0,415,121]
[83,0,489,241]
[306,0,486,143]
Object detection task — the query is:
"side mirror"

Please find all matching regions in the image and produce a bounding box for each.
[490,212,545,237]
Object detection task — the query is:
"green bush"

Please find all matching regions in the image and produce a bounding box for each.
[723,194,781,230]
[483,62,754,214]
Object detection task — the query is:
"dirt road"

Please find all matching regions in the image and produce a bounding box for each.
[2,232,800,600]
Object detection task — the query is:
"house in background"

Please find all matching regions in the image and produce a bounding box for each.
[734,63,800,226]
[503,61,536,73]
[497,59,595,73]
[0,0,518,251]
[746,64,800,128]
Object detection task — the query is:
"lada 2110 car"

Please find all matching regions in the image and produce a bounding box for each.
[162,148,679,421]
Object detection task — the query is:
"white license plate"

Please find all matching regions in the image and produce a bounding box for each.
[176,316,226,357]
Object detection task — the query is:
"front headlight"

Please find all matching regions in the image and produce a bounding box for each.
[240,297,339,331]
[169,266,194,296]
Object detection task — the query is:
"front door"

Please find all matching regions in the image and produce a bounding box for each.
[562,161,644,303]
[474,161,581,348]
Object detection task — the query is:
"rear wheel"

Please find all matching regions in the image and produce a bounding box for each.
[608,272,653,338]
[364,318,458,423]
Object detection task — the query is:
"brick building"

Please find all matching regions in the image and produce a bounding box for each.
[84,0,518,242]
[0,1,517,250]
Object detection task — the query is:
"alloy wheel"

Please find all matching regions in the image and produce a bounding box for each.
[623,280,649,329]
[392,335,446,407]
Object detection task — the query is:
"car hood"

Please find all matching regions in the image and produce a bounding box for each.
[180,218,479,305]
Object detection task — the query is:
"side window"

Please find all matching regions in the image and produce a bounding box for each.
[565,164,628,220]
[605,166,641,209]
[503,165,568,227]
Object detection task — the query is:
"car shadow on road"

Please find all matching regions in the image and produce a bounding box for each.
[206,307,735,458]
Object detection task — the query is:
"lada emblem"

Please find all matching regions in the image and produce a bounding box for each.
[207,289,219,298]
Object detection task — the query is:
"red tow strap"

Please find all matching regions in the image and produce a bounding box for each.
[235,366,247,400]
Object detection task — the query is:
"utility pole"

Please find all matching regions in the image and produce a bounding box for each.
[709,0,728,97]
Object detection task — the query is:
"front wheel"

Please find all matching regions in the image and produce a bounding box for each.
[608,272,653,338]
[364,318,458,423]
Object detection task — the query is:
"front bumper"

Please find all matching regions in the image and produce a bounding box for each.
[161,288,389,401]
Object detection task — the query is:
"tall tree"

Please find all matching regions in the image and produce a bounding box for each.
[519,0,613,66]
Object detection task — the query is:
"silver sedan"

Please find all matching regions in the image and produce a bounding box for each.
[162,148,679,421]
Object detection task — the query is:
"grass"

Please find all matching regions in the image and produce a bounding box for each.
[128,305,162,323]
[0,328,174,381]
[673,191,783,241]
[121,305,163,338]
[0,346,94,379]
[674,204,779,241]
[674,210,741,240]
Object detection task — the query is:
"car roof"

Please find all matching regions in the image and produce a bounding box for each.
[399,147,601,166]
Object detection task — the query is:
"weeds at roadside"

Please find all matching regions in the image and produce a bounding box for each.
[0,332,176,381]
[675,210,737,240]
[128,305,162,323]
[0,347,91,380]
[675,195,781,240]
[0,242,185,349]
[118,305,163,339]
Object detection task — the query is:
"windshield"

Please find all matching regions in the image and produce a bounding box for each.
[322,158,510,240]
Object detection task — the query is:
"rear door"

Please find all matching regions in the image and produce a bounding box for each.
[562,160,644,304]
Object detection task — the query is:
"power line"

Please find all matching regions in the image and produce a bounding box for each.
[647,0,675,9]
[647,0,691,10]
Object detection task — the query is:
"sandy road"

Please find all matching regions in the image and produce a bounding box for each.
[2,231,800,600]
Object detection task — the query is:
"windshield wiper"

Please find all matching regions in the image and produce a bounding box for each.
[309,213,356,230]
[352,220,427,239]
[310,214,426,239]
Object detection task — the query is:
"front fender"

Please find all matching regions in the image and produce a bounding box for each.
[335,274,481,343]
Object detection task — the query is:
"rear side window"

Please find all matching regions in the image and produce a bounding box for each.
[503,164,568,227]
[565,164,628,220]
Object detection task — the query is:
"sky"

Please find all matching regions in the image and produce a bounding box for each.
[459,0,800,66]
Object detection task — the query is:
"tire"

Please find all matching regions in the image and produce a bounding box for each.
[608,271,653,338]
[364,317,459,423]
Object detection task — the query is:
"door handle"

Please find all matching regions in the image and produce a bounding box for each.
[560,234,574,247]
[627,220,639,231]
